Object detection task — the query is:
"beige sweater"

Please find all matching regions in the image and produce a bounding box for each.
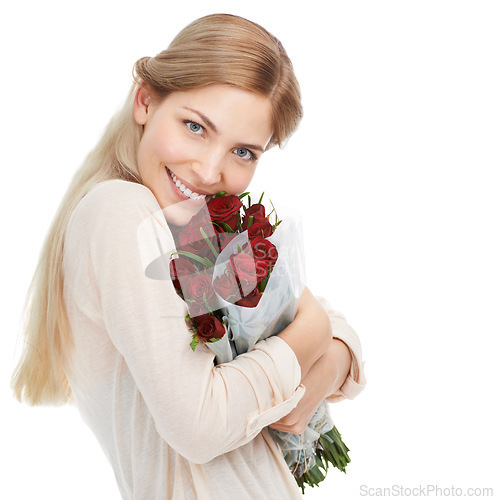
[62,180,366,500]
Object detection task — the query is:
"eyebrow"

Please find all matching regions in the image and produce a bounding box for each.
[182,106,266,153]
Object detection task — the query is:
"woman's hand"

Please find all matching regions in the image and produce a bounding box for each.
[269,339,352,434]
[268,375,322,434]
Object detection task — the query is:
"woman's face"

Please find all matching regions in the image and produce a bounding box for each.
[134,84,273,226]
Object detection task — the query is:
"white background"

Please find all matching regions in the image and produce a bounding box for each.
[2,1,493,499]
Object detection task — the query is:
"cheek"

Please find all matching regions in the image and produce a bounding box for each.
[152,128,185,162]
[227,168,256,194]
[153,141,182,165]
[140,125,187,168]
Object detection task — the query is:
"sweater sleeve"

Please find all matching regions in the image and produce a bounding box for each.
[65,180,305,464]
[315,296,366,402]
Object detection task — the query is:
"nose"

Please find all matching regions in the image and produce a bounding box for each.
[190,149,224,186]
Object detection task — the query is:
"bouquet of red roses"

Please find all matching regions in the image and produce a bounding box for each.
[168,192,350,493]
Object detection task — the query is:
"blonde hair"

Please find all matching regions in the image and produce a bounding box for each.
[11,13,303,405]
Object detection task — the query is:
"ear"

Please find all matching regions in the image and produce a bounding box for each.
[134,86,152,125]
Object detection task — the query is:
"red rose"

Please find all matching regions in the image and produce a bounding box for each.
[196,315,226,342]
[247,219,273,240]
[207,195,243,230]
[227,253,258,297]
[190,312,210,327]
[245,203,266,219]
[228,253,256,283]
[241,203,266,230]
[178,223,217,260]
[178,209,216,253]
[214,273,241,302]
[235,286,262,308]
[254,259,270,282]
[178,225,209,255]
[181,272,215,303]
[169,258,196,291]
[249,237,278,268]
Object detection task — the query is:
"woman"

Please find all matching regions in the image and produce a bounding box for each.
[11,13,365,499]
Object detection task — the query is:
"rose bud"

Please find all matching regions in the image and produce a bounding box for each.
[247,219,273,240]
[196,315,226,343]
[207,195,243,231]
[241,203,266,230]
[235,286,262,308]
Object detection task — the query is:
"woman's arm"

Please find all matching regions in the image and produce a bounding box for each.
[277,287,333,379]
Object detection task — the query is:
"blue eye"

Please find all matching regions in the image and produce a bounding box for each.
[234,148,256,161]
[185,121,204,134]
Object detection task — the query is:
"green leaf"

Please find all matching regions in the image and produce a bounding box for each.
[199,227,219,258]
[175,250,214,268]
[272,219,283,231]
[207,337,222,343]
[258,275,269,293]
[221,222,233,232]
[268,198,281,226]
[190,336,199,351]
[238,192,250,200]
[258,192,264,204]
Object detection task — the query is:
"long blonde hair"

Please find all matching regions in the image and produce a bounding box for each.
[11,13,303,406]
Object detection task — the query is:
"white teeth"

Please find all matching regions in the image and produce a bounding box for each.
[167,168,206,200]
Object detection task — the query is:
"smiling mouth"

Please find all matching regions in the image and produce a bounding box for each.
[166,167,210,200]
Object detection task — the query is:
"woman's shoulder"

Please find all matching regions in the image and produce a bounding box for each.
[64,179,176,282]
[67,179,163,240]
[75,179,159,219]
[81,179,156,210]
